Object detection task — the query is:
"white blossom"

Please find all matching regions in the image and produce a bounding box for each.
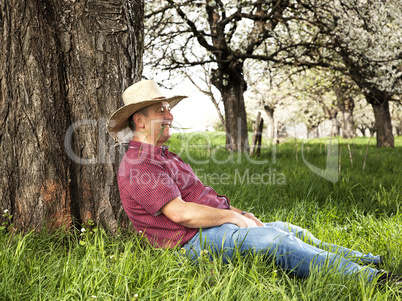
[318,0,402,93]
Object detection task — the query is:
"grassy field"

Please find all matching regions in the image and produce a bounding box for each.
[1,134,401,300]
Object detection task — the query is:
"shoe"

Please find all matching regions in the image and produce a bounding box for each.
[373,256,385,269]
[376,270,402,286]
[374,252,396,269]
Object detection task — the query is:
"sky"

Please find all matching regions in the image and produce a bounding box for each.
[164,82,222,133]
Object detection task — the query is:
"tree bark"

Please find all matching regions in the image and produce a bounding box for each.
[358,127,367,137]
[250,111,261,155]
[333,76,356,139]
[263,105,275,140]
[0,0,143,231]
[365,91,394,148]
[341,110,354,138]
[330,118,340,136]
[211,66,248,152]
[307,125,319,138]
[337,96,355,139]
[221,82,248,151]
[320,98,339,137]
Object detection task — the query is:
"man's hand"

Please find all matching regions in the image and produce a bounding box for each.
[230,206,264,227]
[233,213,259,228]
[243,212,265,227]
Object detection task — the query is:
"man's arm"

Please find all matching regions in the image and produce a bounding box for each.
[230,206,265,227]
[160,197,258,228]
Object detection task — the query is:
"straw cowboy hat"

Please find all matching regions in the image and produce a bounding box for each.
[107,79,187,141]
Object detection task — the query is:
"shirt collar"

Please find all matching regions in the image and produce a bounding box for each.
[128,140,170,156]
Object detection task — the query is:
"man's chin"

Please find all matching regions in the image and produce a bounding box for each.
[164,127,172,137]
[157,133,172,145]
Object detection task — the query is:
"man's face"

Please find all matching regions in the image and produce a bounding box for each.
[140,101,173,146]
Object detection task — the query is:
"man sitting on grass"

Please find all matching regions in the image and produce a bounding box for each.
[108,79,401,286]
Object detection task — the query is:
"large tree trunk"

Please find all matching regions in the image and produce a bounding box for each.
[342,109,354,138]
[338,96,355,139]
[307,125,319,138]
[334,77,355,139]
[330,117,340,136]
[366,92,394,148]
[264,105,275,140]
[221,82,248,151]
[0,0,143,231]
[211,67,248,152]
[320,100,339,137]
[358,127,367,137]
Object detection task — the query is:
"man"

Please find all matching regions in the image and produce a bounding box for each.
[108,79,400,285]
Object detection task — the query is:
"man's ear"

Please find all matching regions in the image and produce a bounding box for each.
[133,112,145,129]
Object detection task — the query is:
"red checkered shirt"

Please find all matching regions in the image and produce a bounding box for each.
[118,140,231,248]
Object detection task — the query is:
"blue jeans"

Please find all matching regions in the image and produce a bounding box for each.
[182,221,380,281]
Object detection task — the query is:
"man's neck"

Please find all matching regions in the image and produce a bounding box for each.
[132,132,164,148]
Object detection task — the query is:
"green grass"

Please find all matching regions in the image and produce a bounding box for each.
[1,134,401,300]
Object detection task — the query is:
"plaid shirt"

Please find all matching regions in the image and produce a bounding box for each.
[118,140,230,248]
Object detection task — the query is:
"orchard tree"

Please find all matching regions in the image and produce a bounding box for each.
[354,97,376,137]
[276,0,402,147]
[145,0,291,151]
[245,61,359,139]
[145,0,401,149]
[0,0,144,230]
[244,61,290,140]
[270,67,363,138]
[390,101,402,136]
[333,75,360,139]
[292,69,339,137]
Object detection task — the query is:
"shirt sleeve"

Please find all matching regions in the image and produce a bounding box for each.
[124,160,181,215]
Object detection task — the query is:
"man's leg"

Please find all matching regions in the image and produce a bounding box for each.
[265,221,381,265]
[183,223,378,281]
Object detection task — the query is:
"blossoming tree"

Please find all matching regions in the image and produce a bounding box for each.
[145,0,291,151]
[283,0,401,147]
[146,0,400,147]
